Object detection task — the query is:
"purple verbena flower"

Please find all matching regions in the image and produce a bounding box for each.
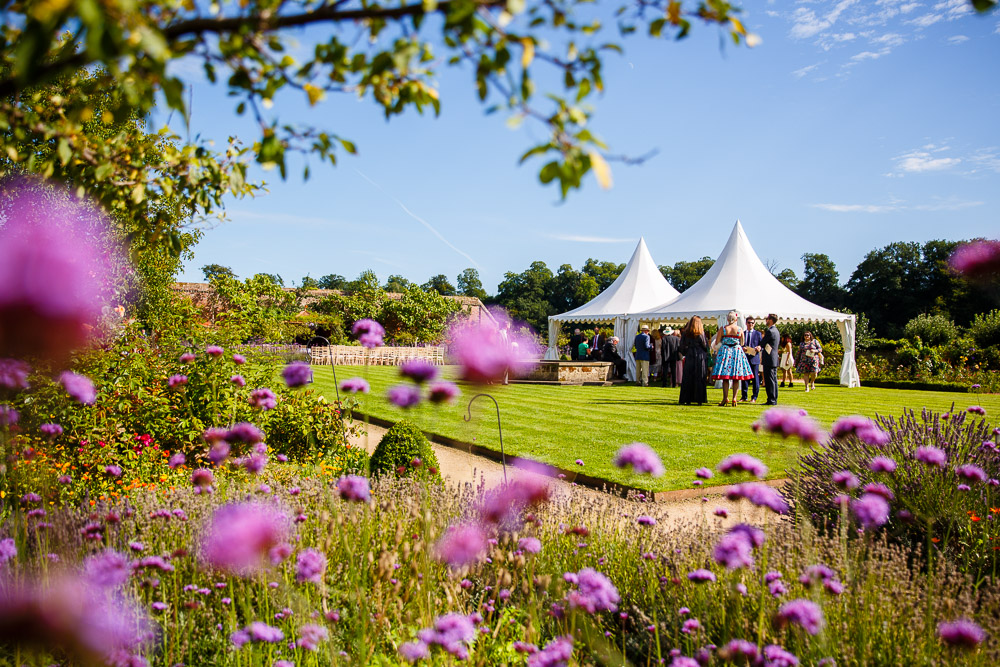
[763,644,800,667]
[956,464,987,483]
[226,422,264,445]
[949,240,1000,280]
[387,384,422,409]
[249,388,277,410]
[167,453,185,469]
[725,483,789,514]
[722,640,759,662]
[713,531,755,570]
[434,523,487,568]
[39,422,63,438]
[400,359,439,384]
[861,482,894,501]
[718,453,768,478]
[0,359,30,390]
[295,549,327,585]
[637,515,657,526]
[566,568,620,613]
[201,503,288,575]
[417,613,476,660]
[232,353,246,365]
[104,465,122,477]
[282,361,313,388]
[681,618,701,634]
[337,475,371,502]
[340,377,370,394]
[59,372,96,405]
[775,599,824,635]
[230,374,246,387]
[191,468,214,488]
[399,640,430,662]
[428,381,461,404]
[518,537,542,554]
[832,470,859,490]
[914,446,947,468]
[0,405,18,427]
[478,476,551,526]
[695,467,713,479]
[613,442,665,477]
[831,415,889,446]
[84,550,131,589]
[167,374,188,389]
[687,569,716,583]
[937,618,986,649]
[760,408,823,442]
[527,635,573,667]
[852,493,890,529]
[869,456,897,473]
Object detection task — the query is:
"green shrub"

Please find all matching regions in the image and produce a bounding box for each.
[370,420,440,479]
[970,309,1000,349]
[903,313,958,346]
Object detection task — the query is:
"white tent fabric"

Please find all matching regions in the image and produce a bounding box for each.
[544,238,679,360]
[625,221,860,387]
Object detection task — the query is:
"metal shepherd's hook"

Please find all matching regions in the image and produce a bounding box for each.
[309,335,339,403]
[464,393,507,483]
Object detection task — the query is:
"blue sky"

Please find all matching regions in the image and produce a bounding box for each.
[172,0,1000,292]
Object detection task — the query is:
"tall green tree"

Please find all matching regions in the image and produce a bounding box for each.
[457,268,489,301]
[495,261,556,331]
[385,275,418,293]
[581,259,624,292]
[422,274,457,296]
[846,242,926,336]
[796,253,845,309]
[661,257,714,291]
[551,264,600,313]
[317,274,349,290]
[202,264,237,282]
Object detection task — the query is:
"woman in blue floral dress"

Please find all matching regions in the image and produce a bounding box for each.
[710,310,755,407]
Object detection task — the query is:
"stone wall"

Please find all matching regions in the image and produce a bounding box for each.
[172,282,495,325]
[514,360,614,384]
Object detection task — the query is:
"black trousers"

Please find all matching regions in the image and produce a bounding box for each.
[741,364,760,400]
[762,364,778,404]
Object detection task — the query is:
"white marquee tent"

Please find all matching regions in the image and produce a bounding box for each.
[544,238,680,361]
[624,221,861,387]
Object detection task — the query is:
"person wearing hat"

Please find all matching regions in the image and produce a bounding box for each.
[634,324,653,387]
[603,336,626,378]
[660,326,680,388]
[569,328,584,361]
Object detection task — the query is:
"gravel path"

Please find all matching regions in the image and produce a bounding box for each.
[349,423,779,528]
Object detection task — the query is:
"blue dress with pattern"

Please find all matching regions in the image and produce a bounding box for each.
[711,335,754,381]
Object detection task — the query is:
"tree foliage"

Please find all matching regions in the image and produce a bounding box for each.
[457,268,489,301]
[421,274,457,296]
[0,0,762,228]
[796,253,845,309]
[660,256,714,291]
[317,274,349,290]
[202,264,237,282]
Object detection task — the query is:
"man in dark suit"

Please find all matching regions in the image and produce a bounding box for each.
[660,326,680,387]
[603,336,626,378]
[569,328,583,361]
[590,329,606,361]
[740,316,763,403]
[761,313,781,405]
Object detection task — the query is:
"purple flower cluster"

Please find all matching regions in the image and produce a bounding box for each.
[725,483,790,514]
[718,453,768,478]
[518,537,542,554]
[565,568,620,614]
[869,456,897,473]
[201,503,288,575]
[282,361,313,388]
[296,623,329,651]
[937,618,986,649]
[695,467,713,479]
[387,384,421,409]
[687,569,716,583]
[0,405,18,427]
[852,493,890,529]
[337,475,371,502]
[428,381,461,404]
[478,476,551,526]
[831,470,859,490]
[249,388,277,410]
[613,442,665,477]
[224,422,265,445]
[352,319,385,348]
[59,371,96,405]
[340,377,370,394]
[231,621,285,647]
[763,644,800,667]
[775,599,824,635]
[400,359,439,384]
[713,524,766,570]
[527,636,573,667]
[295,548,327,585]
[412,612,477,660]
[949,239,1000,280]
[434,523,487,568]
[167,374,188,389]
[914,445,947,468]
[84,549,131,588]
[191,468,214,489]
[0,358,30,390]
[759,408,823,442]
[39,422,63,438]
[955,464,987,483]
[831,415,890,446]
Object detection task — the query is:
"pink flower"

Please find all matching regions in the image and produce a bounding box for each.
[434,523,487,568]
[613,442,665,477]
[949,240,1000,280]
[59,372,96,405]
[340,377,369,394]
[167,374,188,389]
[282,361,313,388]
[201,503,288,575]
[428,381,460,404]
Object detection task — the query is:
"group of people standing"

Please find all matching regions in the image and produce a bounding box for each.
[631,312,825,407]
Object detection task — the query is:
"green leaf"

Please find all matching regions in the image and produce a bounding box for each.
[576,78,591,102]
[339,138,357,155]
[57,138,72,166]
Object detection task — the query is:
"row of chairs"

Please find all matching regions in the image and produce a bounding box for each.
[310,345,446,366]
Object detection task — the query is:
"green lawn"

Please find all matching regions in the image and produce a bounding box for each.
[311,365,1000,492]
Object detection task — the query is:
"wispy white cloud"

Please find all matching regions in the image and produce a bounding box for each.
[968,149,1000,174]
[545,234,634,243]
[895,150,962,172]
[812,198,984,213]
[850,48,892,61]
[947,34,969,44]
[790,0,859,39]
[791,63,823,78]
[908,13,944,28]
[812,203,900,213]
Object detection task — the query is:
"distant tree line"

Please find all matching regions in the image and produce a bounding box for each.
[200,237,998,338]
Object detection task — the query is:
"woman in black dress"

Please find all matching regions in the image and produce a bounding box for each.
[678,316,708,405]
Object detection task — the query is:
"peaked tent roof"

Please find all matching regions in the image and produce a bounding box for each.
[634,221,850,323]
[550,238,680,323]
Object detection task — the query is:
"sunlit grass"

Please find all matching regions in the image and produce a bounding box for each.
[312,365,999,492]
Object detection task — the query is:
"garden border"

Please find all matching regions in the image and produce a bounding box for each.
[350,410,786,502]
